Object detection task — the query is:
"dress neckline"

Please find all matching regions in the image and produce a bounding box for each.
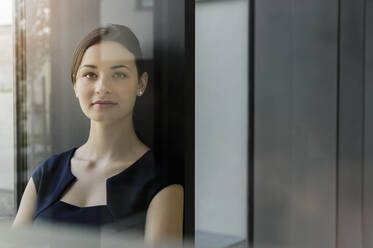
[58,200,107,209]
[60,147,151,209]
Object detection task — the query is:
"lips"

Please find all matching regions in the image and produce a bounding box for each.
[92,100,117,105]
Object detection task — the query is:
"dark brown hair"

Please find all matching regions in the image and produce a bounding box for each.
[71,24,144,84]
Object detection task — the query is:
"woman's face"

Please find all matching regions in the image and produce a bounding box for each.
[74,40,147,124]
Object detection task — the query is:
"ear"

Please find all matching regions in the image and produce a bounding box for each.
[138,72,149,96]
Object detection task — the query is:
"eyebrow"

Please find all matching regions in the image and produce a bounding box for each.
[110,65,130,70]
[80,65,97,69]
[79,64,130,70]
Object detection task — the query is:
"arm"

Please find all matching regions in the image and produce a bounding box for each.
[11,177,37,228]
[144,184,184,247]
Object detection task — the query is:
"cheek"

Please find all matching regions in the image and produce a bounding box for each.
[76,84,93,98]
[117,83,138,97]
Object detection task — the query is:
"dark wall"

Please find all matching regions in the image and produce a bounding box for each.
[254,0,338,247]
[252,0,370,247]
[153,0,195,242]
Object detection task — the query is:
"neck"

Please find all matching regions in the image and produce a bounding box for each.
[81,115,146,162]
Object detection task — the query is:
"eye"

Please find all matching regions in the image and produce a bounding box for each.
[113,72,127,79]
[83,72,97,79]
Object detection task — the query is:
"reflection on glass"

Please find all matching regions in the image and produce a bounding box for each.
[12,22,184,247]
[0,0,14,222]
[25,0,52,173]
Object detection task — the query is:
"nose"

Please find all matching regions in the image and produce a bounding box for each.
[95,76,111,95]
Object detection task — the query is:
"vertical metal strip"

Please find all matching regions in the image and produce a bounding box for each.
[248,0,255,247]
[336,0,341,246]
[337,0,366,246]
[14,0,28,209]
[185,0,195,244]
[361,0,367,245]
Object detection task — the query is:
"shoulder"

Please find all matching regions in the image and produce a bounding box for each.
[149,184,184,206]
[145,184,184,242]
[146,158,184,207]
[32,147,75,173]
[31,147,75,191]
[147,184,184,216]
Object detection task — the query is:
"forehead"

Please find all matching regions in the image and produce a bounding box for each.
[81,40,136,65]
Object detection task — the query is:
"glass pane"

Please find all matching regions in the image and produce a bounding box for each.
[0,0,14,221]
[9,0,183,247]
[25,0,52,176]
[195,0,248,247]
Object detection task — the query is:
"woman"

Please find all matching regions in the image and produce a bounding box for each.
[12,24,184,246]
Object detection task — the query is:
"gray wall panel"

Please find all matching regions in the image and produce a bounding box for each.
[338,0,366,247]
[254,0,338,247]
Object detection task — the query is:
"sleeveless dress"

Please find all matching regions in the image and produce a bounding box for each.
[31,147,183,238]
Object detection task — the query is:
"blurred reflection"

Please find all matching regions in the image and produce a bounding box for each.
[25,0,52,171]
[0,0,14,221]
[3,219,193,247]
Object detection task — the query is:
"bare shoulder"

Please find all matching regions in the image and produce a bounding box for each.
[12,177,37,228]
[145,184,184,244]
[149,184,184,209]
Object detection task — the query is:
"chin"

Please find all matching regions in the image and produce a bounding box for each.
[90,115,116,123]
[88,113,132,124]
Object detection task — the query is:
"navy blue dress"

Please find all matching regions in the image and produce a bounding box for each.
[31,147,183,236]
